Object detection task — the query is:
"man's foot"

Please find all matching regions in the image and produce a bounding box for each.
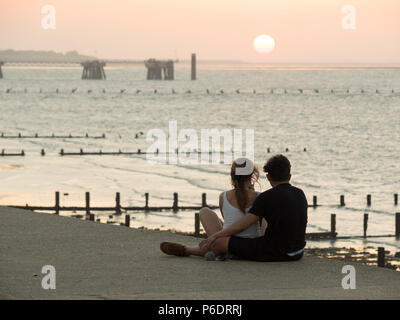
[160,242,189,257]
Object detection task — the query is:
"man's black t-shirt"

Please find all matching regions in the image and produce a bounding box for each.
[249,183,308,255]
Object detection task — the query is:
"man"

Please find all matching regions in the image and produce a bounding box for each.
[161,154,308,262]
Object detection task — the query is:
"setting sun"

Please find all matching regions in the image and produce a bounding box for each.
[253,34,275,54]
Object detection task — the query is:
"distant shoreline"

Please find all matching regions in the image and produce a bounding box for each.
[1,50,399,68]
[2,63,400,71]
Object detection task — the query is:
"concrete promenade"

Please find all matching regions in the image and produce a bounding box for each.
[1,207,399,299]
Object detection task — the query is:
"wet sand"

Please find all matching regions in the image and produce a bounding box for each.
[1,206,399,300]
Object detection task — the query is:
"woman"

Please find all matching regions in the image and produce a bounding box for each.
[160,158,265,258]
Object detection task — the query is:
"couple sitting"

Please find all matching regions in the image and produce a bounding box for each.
[160,154,308,262]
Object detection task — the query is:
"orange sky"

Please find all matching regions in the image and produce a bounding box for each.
[0,0,399,62]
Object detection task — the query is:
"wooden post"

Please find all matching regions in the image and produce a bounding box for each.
[194,212,200,237]
[395,193,398,206]
[313,196,317,208]
[173,192,178,212]
[377,247,385,267]
[89,213,95,221]
[340,195,345,206]
[396,212,400,239]
[55,191,60,215]
[41,149,45,156]
[367,194,371,206]
[145,193,149,211]
[331,214,336,236]
[202,193,207,207]
[191,53,196,80]
[125,214,130,227]
[85,192,90,216]
[363,213,368,238]
[115,192,121,215]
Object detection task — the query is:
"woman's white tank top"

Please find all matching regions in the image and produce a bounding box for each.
[222,191,261,238]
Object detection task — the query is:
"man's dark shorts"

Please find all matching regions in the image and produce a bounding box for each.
[228,235,303,262]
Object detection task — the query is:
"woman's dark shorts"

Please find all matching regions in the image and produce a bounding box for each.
[228,235,304,262]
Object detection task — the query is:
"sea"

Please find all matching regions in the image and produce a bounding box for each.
[0,62,399,252]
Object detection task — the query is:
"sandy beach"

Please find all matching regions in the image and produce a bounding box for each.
[1,206,399,300]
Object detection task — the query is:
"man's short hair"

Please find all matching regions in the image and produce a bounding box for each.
[263,154,291,182]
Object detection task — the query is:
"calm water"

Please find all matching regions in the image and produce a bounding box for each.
[0,65,399,252]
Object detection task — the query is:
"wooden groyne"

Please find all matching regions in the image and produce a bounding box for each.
[5,87,399,95]
[309,194,399,208]
[0,150,24,157]
[6,191,399,209]
[9,191,218,215]
[3,191,337,214]
[0,147,307,157]
[0,133,106,139]
[57,149,254,156]
[59,149,145,156]
[0,149,271,157]
[195,211,400,241]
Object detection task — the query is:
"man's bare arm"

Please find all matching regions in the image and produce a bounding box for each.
[218,213,259,237]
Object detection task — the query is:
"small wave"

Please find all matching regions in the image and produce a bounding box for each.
[84,157,224,194]
[0,164,24,170]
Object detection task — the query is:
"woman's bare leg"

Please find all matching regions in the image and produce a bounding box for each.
[184,208,223,257]
[199,207,223,237]
[185,246,208,257]
[161,208,225,258]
